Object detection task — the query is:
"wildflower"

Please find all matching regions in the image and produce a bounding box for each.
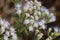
[26,13,30,17]
[30,16,34,19]
[50,15,56,22]
[23,1,31,11]
[41,24,46,29]
[4,34,8,40]
[35,15,39,20]
[5,31,10,37]
[40,6,50,16]
[16,10,22,14]
[15,3,22,8]
[30,19,34,24]
[29,25,34,31]
[0,17,17,40]
[40,19,46,24]
[37,33,43,39]
[24,19,30,24]
[33,22,39,28]
[53,27,59,32]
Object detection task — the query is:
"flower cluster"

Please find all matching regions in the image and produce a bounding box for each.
[0,18,17,40]
[14,0,57,40]
[23,0,56,31]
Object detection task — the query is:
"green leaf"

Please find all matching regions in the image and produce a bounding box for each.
[12,0,20,3]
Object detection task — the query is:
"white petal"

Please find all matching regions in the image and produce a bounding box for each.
[4,35,8,40]
[29,26,34,31]
[26,13,30,17]
[24,19,30,24]
[33,22,39,27]
[5,31,9,37]
[16,10,22,14]
[41,24,46,29]
[15,3,21,8]
[40,19,46,24]
[53,27,58,32]
[50,16,56,22]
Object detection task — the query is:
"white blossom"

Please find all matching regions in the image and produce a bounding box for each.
[30,19,34,24]
[38,12,41,16]
[40,19,46,24]
[33,6,36,9]
[15,3,22,8]
[12,34,18,40]
[53,27,59,32]
[0,17,17,40]
[26,13,30,17]
[33,22,39,28]
[16,10,22,14]
[5,31,10,37]
[24,19,30,24]
[1,27,5,34]
[23,2,31,11]
[50,15,56,22]
[4,34,8,40]
[50,13,56,22]
[35,15,39,20]
[29,25,34,31]
[40,6,50,16]
[37,33,43,39]
[10,27,16,33]
[41,24,46,29]
[38,21,44,26]
[30,16,34,19]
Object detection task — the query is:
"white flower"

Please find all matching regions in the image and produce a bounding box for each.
[40,19,46,24]
[37,2,41,7]
[5,31,9,37]
[40,6,49,16]
[4,34,8,40]
[12,34,18,40]
[33,22,39,28]
[38,12,41,16]
[23,2,30,11]
[37,6,40,10]
[35,15,39,20]
[30,19,34,24]
[0,20,10,34]
[10,27,17,40]
[24,19,30,24]
[0,17,17,40]
[29,25,34,31]
[53,27,58,32]
[0,19,9,27]
[1,27,5,34]
[50,13,54,16]
[2,20,10,28]
[44,9,49,16]
[16,10,22,14]
[30,16,34,19]
[15,3,21,8]
[37,33,43,39]
[10,27,16,33]
[0,18,3,25]
[38,21,43,26]
[34,12,37,16]
[38,21,46,29]
[26,13,30,17]
[28,7,33,11]
[41,24,46,29]
[50,15,56,22]
[33,6,36,9]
